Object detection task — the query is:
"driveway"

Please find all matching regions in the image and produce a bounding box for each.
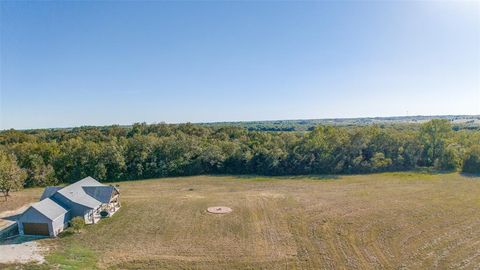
[0,236,47,264]
[0,205,46,265]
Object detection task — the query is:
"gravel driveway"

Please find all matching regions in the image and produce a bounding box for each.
[0,236,46,264]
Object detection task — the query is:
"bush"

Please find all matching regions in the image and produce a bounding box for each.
[462,146,480,174]
[70,217,85,233]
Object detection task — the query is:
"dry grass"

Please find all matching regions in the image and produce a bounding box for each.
[0,187,44,230]
[0,187,43,213]
[5,173,480,269]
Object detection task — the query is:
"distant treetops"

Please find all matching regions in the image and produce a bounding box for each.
[0,119,478,190]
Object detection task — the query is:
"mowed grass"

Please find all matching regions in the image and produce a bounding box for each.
[4,173,480,269]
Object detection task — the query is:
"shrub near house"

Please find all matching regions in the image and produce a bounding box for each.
[70,217,85,233]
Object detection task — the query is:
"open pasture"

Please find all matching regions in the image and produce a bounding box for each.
[2,173,480,269]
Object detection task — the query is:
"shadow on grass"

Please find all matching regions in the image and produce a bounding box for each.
[460,173,480,178]
[223,174,341,181]
[57,229,75,238]
[0,263,51,270]
[103,169,473,186]
[1,213,21,222]
[412,167,458,175]
[201,169,468,182]
[0,235,47,245]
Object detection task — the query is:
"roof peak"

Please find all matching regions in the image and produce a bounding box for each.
[30,197,69,220]
[56,176,105,209]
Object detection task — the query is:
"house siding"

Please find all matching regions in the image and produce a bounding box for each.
[18,203,71,237]
[50,211,71,237]
[18,207,52,236]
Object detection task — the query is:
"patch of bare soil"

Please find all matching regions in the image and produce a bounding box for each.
[207,206,232,214]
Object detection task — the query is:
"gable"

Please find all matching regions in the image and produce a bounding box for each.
[40,186,63,200]
[83,186,115,203]
[19,207,51,223]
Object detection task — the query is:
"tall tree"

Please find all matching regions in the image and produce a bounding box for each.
[25,154,57,187]
[0,150,27,200]
[419,119,452,167]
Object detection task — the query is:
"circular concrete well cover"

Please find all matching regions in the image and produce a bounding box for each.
[207,206,232,214]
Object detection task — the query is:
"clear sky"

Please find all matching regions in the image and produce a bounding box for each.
[1,1,479,129]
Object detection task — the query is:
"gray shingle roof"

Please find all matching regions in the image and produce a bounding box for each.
[56,177,104,209]
[31,198,69,220]
[40,186,63,201]
[83,186,116,203]
[22,176,120,224]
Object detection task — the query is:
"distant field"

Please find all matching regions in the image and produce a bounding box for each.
[202,115,480,131]
[3,173,480,269]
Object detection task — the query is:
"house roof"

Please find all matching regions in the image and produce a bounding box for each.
[56,177,105,209]
[40,186,63,200]
[83,186,117,203]
[21,176,118,223]
[30,198,69,221]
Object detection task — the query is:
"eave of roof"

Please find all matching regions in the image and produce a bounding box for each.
[40,186,63,201]
[30,198,69,221]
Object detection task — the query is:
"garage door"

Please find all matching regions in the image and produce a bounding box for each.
[22,223,49,236]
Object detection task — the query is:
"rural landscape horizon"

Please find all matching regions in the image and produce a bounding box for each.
[2,114,480,131]
[1,1,479,269]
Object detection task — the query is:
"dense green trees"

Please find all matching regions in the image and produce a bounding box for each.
[0,120,478,187]
[0,150,27,199]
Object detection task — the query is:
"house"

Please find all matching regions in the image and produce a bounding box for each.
[18,177,120,237]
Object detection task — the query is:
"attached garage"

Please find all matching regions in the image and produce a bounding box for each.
[22,223,49,236]
[18,198,70,237]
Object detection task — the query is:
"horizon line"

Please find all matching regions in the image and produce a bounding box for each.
[2,114,479,132]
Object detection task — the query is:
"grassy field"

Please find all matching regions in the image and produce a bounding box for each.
[0,187,44,213]
[2,173,480,269]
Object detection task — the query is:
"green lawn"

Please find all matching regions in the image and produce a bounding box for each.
[3,173,480,269]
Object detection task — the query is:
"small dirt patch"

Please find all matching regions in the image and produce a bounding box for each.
[183,194,205,199]
[207,206,232,214]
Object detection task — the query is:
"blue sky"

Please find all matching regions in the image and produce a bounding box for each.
[1,1,478,129]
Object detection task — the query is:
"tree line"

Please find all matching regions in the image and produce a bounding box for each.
[0,119,479,195]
